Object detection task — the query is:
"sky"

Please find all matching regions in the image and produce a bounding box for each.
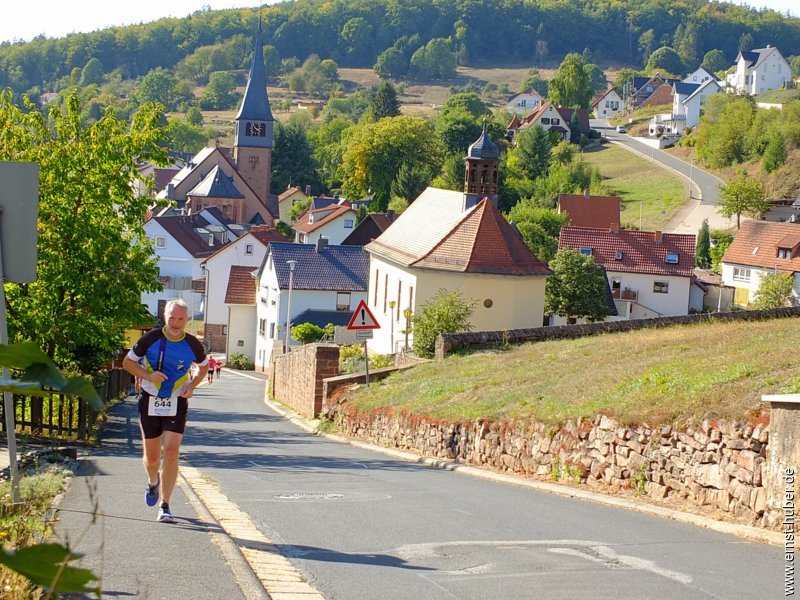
[0,0,796,45]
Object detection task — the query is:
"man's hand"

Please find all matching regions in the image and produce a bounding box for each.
[149,371,168,385]
[179,383,196,399]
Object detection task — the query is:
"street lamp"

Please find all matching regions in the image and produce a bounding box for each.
[284,260,297,351]
[403,307,412,352]
[388,300,396,354]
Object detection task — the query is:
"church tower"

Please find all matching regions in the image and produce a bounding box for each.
[463,119,500,210]
[234,21,274,205]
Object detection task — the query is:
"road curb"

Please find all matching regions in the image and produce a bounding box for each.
[263,396,783,548]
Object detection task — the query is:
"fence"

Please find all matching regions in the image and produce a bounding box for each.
[0,368,131,441]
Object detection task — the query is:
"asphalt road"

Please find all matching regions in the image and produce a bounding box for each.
[591,122,737,233]
[183,371,784,600]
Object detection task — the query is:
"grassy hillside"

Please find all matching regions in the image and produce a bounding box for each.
[579,144,688,230]
[344,317,800,426]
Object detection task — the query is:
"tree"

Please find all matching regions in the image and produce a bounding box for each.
[519,70,549,97]
[412,289,474,358]
[645,46,684,76]
[200,71,237,110]
[584,63,608,94]
[0,92,166,372]
[374,47,408,79]
[548,53,592,109]
[638,29,656,64]
[752,272,795,309]
[506,201,568,263]
[790,56,800,78]
[410,38,457,80]
[435,108,483,154]
[569,111,582,144]
[186,105,204,126]
[390,163,432,204]
[137,68,177,110]
[165,117,208,153]
[709,230,733,274]
[369,81,401,120]
[339,17,374,66]
[738,33,754,53]
[271,119,322,195]
[80,57,104,86]
[695,219,711,269]
[701,49,728,74]
[544,247,611,324]
[340,115,443,210]
[763,131,787,174]
[441,93,487,118]
[510,125,551,179]
[719,173,769,229]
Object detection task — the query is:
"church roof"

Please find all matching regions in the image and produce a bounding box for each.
[187,165,244,199]
[235,23,274,122]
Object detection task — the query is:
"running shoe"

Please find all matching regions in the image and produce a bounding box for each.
[145,474,160,507]
[157,503,176,523]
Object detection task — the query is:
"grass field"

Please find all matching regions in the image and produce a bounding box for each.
[580,143,688,231]
[345,317,800,426]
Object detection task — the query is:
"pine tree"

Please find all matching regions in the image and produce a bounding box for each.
[696,218,711,269]
[369,81,401,120]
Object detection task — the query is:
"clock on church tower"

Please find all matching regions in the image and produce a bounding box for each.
[245,121,265,137]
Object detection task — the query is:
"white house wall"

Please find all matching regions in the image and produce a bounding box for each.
[366,256,547,355]
[142,220,203,317]
[607,271,691,316]
[226,305,257,361]
[298,217,356,245]
[205,237,267,326]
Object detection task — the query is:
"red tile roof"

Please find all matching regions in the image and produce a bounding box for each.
[559,226,696,277]
[558,194,622,229]
[250,226,289,245]
[292,204,355,234]
[225,265,258,305]
[722,220,800,272]
[413,199,552,275]
[278,186,304,203]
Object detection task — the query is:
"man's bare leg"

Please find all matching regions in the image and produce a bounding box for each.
[160,430,183,504]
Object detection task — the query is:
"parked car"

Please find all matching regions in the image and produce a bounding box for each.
[615,125,627,133]
[792,198,800,210]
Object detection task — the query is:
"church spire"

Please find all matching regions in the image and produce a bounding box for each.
[463,118,500,209]
[235,19,274,124]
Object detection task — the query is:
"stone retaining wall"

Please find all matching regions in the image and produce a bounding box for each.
[331,406,777,528]
[270,343,339,418]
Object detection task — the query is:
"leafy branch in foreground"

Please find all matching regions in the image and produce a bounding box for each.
[0,342,103,596]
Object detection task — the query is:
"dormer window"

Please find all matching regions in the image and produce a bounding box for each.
[208,235,214,246]
[614,250,623,261]
[777,247,792,259]
[579,246,593,256]
[308,213,314,223]
[665,253,679,264]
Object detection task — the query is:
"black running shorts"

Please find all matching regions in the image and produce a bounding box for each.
[138,391,189,439]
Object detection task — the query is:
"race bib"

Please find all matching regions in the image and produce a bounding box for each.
[148,395,178,417]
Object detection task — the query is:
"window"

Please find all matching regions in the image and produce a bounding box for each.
[374,269,379,305]
[259,319,266,336]
[344,219,354,229]
[269,323,275,338]
[155,236,166,248]
[245,243,254,255]
[579,246,593,256]
[336,292,351,311]
[778,248,792,259]
[237,340,244,347]
[552,118,560,125]
[665,253,679,264]
[733,267,751,282]
[383,273,388,312]
[222,326,228,335]
[614,250,623,261]
[653,281,669,294]
[541,117,550,124]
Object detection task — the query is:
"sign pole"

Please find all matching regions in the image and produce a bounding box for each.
[363,340,369,386]
[0,216,21,503]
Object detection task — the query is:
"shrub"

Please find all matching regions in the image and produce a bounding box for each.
[291,322,326,344]
[227,352,254,370]
[412,289,474,357]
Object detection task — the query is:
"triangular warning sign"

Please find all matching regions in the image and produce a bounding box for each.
[347,299,381,330]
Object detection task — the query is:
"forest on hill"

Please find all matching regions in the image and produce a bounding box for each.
[2,0,800,96]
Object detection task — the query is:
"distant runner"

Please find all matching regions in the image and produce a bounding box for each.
[123,299,208,523]
[207,356,217,385]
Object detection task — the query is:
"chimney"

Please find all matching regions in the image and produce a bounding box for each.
[315,236,328,253]
[609,222,619,233]
[654,230,663,243]
[584,188,590,199]
[305,185,311,196]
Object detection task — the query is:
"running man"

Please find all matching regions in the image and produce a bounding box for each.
[123,299,208,523]
[214,359,222,381]
[207,356,216,385]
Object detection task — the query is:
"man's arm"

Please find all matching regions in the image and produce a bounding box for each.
[180,364,208,399]
[122,354,167,386]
